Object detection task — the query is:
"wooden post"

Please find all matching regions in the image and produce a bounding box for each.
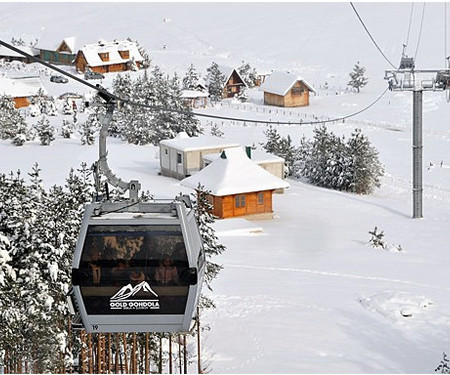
[122,333,129,374]
[88,333,93,374]
[183,335,187,374]
[169,335,173,374]
[145,333,149,374]
[132,333,137,374]
[158,337,163,374]
[97,334,102,374]
[197,307,202,374]
[115,334,120,374]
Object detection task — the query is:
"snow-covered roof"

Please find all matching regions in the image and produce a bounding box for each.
[57,36,77,53]
[181,90,208,99]
[216,65,247,88]
[203,147,284,165]
[181,147,289,196]
[159,132,239,152]
[0,44,39,58]
[79,39,144,67]
[0,76,48,97]
[259,70,316,96]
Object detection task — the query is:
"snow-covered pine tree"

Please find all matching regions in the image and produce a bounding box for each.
[0,95,27,140]
[235,86,249,102]
[346,128,384,194]
[206,62,225,103]
[182,64,201,90]
[210,122,224,138]
[35,116,56,145]
[192,184,225,309]
[61,119,74,139]
[80,113,99,145]
[347,61,369,93]
[237,61,258,88]
[261,125,297,176]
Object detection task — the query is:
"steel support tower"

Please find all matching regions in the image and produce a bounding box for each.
[385,61,450,218]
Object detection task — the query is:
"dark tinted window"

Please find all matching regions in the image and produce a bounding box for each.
[79,225,189,315]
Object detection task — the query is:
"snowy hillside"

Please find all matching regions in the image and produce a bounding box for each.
[1,2,450,373]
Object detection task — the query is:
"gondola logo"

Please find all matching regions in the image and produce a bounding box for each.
[110,281,160,310]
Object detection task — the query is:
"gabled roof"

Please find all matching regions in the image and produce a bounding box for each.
[217,65,247,88]
[160,132,239,152]
[57,36,77,53]
[180,147,289,196]
[259,70,316,96]
[0,76,48,97]
[78,39,144,67]
[181,90,208,99]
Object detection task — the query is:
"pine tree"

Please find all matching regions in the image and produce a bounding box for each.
[348,61,369,93]
[210,123,224,138]
[346,128,384,194]
[261,125,297,176]
[80,113,98,145]
[182,64,201,90]
[0,95,27,140]
[237,61,258,88]
[206,62,225,103]
[192,185,225,309]
[35,116,56,145]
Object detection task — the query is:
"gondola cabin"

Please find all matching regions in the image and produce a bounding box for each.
[71,197,205,333]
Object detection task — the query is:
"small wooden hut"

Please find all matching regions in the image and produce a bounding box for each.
[260,70,316,107]
[181,147,289,219]
[217,65,247,98]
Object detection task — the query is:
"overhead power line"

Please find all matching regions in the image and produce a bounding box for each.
[350,2,398,69]
[0,38,386,126]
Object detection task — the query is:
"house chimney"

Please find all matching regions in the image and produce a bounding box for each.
[245,145,252,159]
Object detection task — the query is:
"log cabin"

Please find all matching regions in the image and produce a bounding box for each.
[74,39,144,73]
[259,70,316,107]
[181,147,289,219]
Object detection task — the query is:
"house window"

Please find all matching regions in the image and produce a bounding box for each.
[119,50,130,59]
[177,152,182,164]
[235,195,246,208]
[257,192,264,205]
[98,52,110,62]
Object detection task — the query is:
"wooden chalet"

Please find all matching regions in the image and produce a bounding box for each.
[217,65,247,98]
[0,45,40,64]
[0,76,48,108]
[74,39,144,73]
[39,37,77,65]
[259,70,316,107]
[159,132,240,180]
[181,147,289,219]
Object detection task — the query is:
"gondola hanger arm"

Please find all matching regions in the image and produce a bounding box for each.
[97,89,141,202]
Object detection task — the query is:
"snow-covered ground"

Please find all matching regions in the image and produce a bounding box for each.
[1,2,450,373]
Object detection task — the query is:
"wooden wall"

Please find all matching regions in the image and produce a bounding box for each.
[264,81,311,107]
[209,190,273,219]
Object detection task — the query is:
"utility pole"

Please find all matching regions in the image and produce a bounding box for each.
[385,57,450,218]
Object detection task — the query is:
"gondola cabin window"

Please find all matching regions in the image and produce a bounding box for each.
[78,225,190,315]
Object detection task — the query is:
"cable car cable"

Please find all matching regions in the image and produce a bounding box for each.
[0,37,387,126]
[404,3,415,55]
[349,2,397,70]
[413,2,426,62]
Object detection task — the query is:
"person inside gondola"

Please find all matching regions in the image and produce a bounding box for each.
[85,245,104,285]
[111,258,129,286]
[154,256,178,285]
